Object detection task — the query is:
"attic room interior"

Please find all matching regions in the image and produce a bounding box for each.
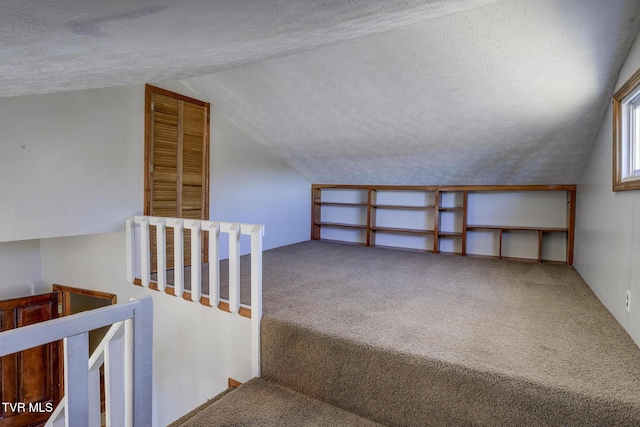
[1,0,640,426]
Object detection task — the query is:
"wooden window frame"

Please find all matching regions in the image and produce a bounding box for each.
[613,68,640,191]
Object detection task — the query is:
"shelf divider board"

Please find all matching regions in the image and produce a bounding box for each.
[538,230,544,263]
[367,189,374,247]
[311,186,321,240]
[567,190,576,265]
[462,190,468,256]
[434,190,440,253]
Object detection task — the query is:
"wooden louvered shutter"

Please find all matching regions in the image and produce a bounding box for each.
[145,85,210,270]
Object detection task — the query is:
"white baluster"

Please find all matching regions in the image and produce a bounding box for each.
[151,217,167,292]
[131,298,153,427]
[250,225,264,377]
[105,324,125,427]
[125,217,134,283]
[124,318,134,427]
[140,217,150,288]
[206,222,221,307]
[189,220,202,302]
[88,367,101,427]
[64,333,90,427]
[228,224,241,313]
[169,219,184,297]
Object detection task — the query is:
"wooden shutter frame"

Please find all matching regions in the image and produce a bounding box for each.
[144,84,210,267]
[144,84,210,217]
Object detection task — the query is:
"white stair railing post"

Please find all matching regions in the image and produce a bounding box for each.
[206,222,221,307]
[126,217,134,283]
[169,219,185,298]
[124,319,134,427]
[139,217,151,288]
[228,224,241,313]
[132,296,153,427]
[105,323,126,427]
[64,332,90,427]
[187,220,202,302]
[250,224,264,377]
[88,366,101,427]
[151,217,167,292]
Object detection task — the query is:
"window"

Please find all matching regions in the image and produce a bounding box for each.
[613,68,640,191]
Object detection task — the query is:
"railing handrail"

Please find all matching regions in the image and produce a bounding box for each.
[0,296,153,427]
[131,215,264,236]
[0,298,146,357]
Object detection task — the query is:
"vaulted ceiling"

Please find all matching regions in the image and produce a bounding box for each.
[4,0,640,185]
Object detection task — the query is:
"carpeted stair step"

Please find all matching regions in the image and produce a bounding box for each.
[261,317,640,427]
[169,377,384,427]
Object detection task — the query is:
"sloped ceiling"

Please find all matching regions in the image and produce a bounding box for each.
[4,0,640,185]
[0,0,504,96]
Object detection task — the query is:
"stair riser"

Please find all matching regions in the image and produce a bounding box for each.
[262,318,640,427]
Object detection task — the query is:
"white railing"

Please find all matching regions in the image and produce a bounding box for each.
[0,297,153,427]
[125,215,264,377]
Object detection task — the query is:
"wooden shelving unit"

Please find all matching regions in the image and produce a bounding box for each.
[435,189,467,256]
[312,184,577,265]
[369,187,436,248]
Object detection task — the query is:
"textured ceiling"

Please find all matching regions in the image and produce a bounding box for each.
[184,0,640,185]
[0,0,503,97]
[4,0,640,185]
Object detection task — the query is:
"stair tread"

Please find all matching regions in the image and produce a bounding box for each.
[172,378,384,427]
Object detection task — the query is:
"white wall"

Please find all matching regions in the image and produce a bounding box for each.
[575,32,640,347]
[209,105,311,256]
[0,240,44,299]
[0,87,144,242]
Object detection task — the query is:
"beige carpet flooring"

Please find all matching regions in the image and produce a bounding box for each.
[164,240,640,425]
[256,241,640,405]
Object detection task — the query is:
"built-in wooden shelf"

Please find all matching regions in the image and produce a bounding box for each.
[315,202,368,207]
[372,226,434,235]
[467,225,568,232]
[315,221,367,230]
[437,232,463,237]
[311,184,576,265]
[372,204,435,211]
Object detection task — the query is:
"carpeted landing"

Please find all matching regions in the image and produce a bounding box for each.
[170,241,640,426]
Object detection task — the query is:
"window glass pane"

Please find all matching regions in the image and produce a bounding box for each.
[635,106,640,175]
